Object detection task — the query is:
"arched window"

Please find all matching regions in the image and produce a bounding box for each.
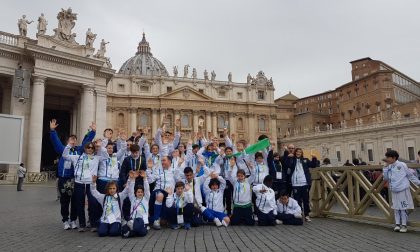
[166,114,173,128]
[139,113,149,127]
[218,115,226,128]
[237,117,244,130]
[181,114,190,128]
[117,113,125,128]
[198,116,205,128]
[258,117,266,132]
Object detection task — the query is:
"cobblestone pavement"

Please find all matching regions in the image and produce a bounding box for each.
[1,184,419,252]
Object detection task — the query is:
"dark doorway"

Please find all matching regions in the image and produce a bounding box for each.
[41,109,71,171]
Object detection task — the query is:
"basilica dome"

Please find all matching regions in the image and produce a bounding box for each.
[118,33,169,76]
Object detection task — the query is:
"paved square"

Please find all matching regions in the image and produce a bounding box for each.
[0,184,419,252]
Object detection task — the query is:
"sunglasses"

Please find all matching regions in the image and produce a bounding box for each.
[86,146,94,149]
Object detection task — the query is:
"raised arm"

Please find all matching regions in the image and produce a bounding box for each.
[90,176,105,204]
[49,119,66,154]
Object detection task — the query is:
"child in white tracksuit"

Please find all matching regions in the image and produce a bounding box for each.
[252,175,277,226]
[201,175,230,227]
[122,172,150,238]
[276,191,303,225]
[90,173,135,237]
[383,150,420,233]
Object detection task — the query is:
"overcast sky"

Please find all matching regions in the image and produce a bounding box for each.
[2,0,420,98]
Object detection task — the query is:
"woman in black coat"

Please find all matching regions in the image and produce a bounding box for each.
[284,148,318,221]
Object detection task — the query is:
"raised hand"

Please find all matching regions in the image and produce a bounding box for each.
[165,187,174,195]
[90,122,97,132]
[210,172,218,179]
[50,119,59,130]
[139,170,146,178]
[175,118,180,128]
[198,158,205,167]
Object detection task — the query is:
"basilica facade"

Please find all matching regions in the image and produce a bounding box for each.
[107,33,277,143]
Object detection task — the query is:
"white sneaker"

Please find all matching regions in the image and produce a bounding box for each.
[214,218,222,227]
[153,220,161,230]
[63,221,70,230]
[399,226,407,233]
[127,220,134,230]
[305,216,312,222]
[70,221,78,229]
[222,220,229,227]
[393,225,401,232]
[276,220,283,225]
[254,215,259,221]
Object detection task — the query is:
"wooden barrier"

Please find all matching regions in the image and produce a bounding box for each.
[310,164,420,227]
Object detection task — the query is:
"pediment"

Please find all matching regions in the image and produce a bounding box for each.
[159,86,213,101]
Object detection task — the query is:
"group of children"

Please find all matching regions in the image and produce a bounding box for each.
[51,118,311,238]
[50,117,420,237]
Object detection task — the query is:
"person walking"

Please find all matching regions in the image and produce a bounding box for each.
[17,163,26,191]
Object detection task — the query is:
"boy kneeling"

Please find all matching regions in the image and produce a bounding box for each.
[165,181,194,230]
[275,190,304,225]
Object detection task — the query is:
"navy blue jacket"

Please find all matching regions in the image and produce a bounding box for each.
[284,156,318,186]
[50,129,96,178]
[119,154,147,188]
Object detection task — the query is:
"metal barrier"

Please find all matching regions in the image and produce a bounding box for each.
[310,164,420,227]
[0,171,55,184]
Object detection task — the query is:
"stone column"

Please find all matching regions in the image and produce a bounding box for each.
[27,75,46,173]
[71,103,78,136]
[80,85,95,141]
[247,112,255,144]
[130,108,137,134]
[212,112,217,136]
[193,110,199,133]
[205,111,212,133]
[151,108,158,137]
[95,90,107,136]
[229,112,236,134]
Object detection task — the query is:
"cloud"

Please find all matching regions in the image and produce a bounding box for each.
[2,0,419,99]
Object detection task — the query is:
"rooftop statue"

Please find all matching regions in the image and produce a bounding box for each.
[85,28,97,48]
[18,15,33,37]
[211,70,216,81]
[36,13,47,36]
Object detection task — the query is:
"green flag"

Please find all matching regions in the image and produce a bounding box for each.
[244,138,270,155]
[226,138,270,158]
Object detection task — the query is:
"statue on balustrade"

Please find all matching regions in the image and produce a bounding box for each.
[211,70,216,81]
[37,13,47,36]
[192,68,197,79]
[85,28,96,48]
[173,66,178,77]
[95,39,109,58]
[183,65,189,77]
[18,15,33,37]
